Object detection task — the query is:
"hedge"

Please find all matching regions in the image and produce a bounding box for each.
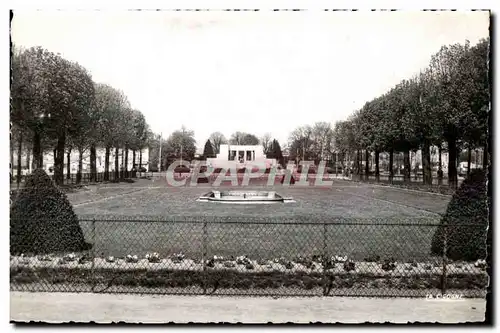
[10,169,92,255]
[430,169,488,261]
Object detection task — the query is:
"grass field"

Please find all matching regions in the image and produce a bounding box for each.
[63,178,453,262]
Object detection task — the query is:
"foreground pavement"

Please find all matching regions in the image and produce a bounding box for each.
[10,292,485,324]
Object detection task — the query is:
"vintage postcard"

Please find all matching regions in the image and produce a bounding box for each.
[9,8,491,324]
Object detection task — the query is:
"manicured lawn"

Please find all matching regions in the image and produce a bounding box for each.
[67,179,452,262]
[79,219,440,261]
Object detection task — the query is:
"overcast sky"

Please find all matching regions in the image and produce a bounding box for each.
[11,10,489,150]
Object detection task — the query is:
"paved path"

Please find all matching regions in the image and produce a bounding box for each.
[10,292,485,323]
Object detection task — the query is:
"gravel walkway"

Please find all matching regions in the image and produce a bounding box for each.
[10,292,485,323]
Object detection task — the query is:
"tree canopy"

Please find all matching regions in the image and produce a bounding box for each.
[328,38,489,186]
[10,46,152,185]
[229,131,260,145]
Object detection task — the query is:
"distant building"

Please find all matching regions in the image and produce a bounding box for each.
[206,144,276,169]
[11,147,150,176]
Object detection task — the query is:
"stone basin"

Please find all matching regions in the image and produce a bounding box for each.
[197,190,294,204]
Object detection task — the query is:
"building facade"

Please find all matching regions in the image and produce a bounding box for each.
[11,147,150,176]
[206,144,276,169]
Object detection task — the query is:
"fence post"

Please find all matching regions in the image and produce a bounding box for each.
[441,223,448,295]
[91,218,96,292]
[202,221,207,295]
[322,222,328,296]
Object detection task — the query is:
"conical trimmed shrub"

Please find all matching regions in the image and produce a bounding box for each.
[10,168,92,255]
[430,169,488,261]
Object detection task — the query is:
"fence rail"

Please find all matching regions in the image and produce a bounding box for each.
[10,217,488,297]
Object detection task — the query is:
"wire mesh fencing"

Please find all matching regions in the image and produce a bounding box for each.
[10,217,489,297]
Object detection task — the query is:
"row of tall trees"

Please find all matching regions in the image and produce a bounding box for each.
[332,39,489,188]
[287,122,334,164]
[11,46,152,185]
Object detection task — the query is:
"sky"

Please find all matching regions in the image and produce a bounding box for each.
[11,10,490,150]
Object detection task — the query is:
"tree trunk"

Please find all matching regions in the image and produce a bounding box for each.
[355,149,361,175]
[104,146,110,181]
[375,150,380,182]
[115,147,119,180]
[365,150,370,181]
[16,130,23,188]
[37,148,43,169]
[132,149,136,178]
[10,132,14,183]
[438,145,443,185]
[90,144,97,182]
[121,148,125,179]
[53,148,57,182]
[54,132,66,186]
[389,148,394,183]
[124,147,129,178]
[139,149,143,173]
[32,130,43,169]
[403,148,411,183]
[66,148,71,179]
[77,150,83,184]
[467,146,472,176]
[447,137,458,189]
[422,140,432,185]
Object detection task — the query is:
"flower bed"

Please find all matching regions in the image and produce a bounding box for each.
[10,253,488,295]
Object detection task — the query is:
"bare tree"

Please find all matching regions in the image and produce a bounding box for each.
[208,131,227,154]
[288,125,313,162]
[261,133,272,154]
[230,132,259,145]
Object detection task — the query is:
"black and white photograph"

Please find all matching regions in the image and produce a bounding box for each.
[7,7,492,325]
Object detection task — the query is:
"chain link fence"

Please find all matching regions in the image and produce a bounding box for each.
[10,217,488,297]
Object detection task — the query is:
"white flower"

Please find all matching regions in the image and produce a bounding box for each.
[146,252,161,262]
[64,253,76,262]
[236,256,247,264]
[474,259,486,268]
[333,255,347,263]
[126,255,139,263]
